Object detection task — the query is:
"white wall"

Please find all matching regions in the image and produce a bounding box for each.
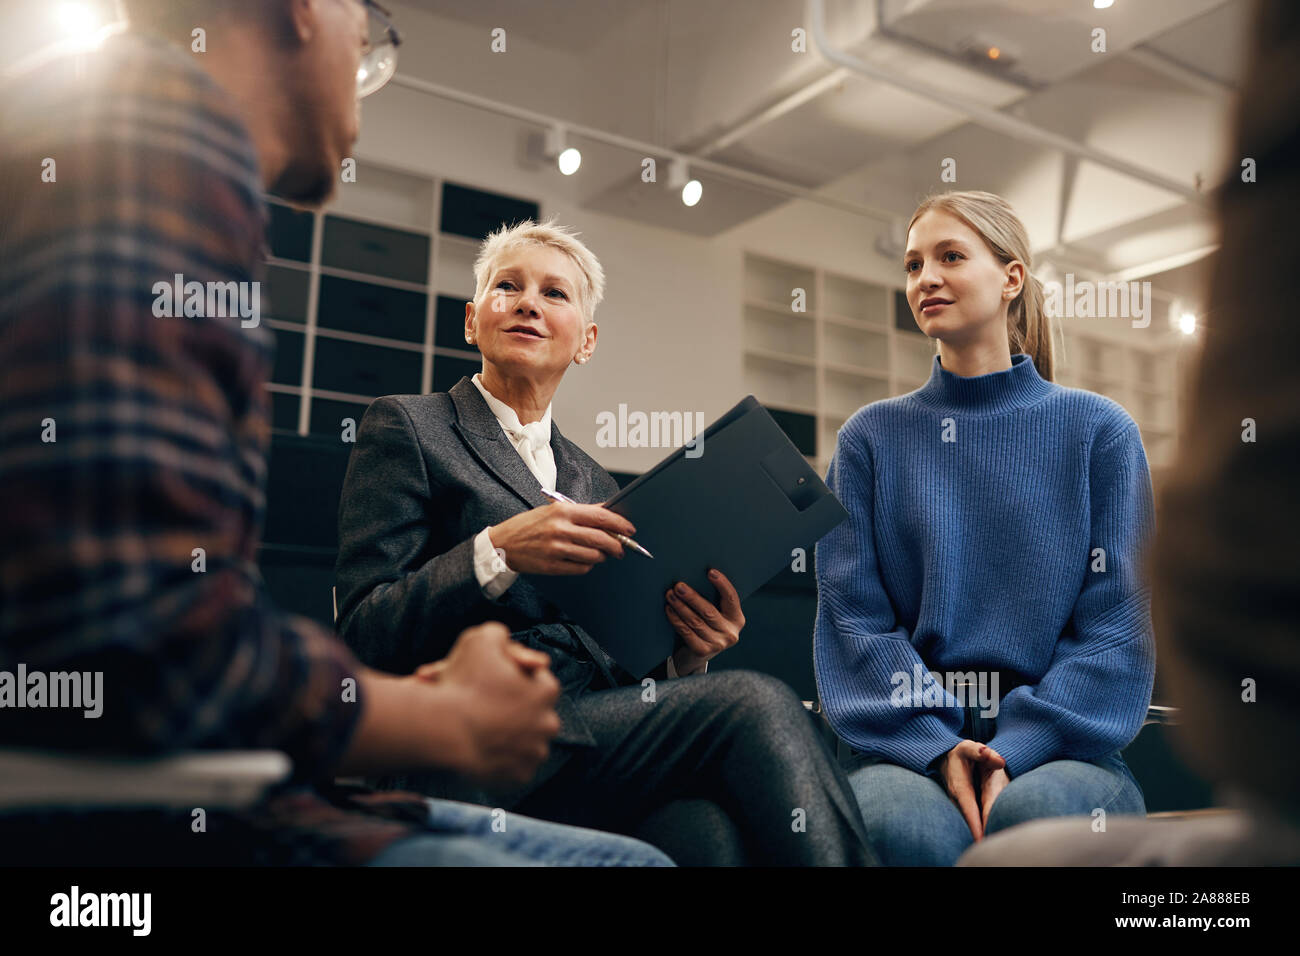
[351,57,901,474]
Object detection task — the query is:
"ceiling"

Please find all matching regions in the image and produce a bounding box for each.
[4,0,1251,312]
[400,0,1249,306]
[404,0,631,50]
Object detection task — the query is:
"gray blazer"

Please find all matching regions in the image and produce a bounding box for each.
[335,376,658,767]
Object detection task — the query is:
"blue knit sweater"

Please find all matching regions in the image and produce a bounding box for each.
[813,353,1156,779]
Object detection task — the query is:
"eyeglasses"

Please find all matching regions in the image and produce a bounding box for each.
[358,0,401,98]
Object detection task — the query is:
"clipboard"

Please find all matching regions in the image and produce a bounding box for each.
[528,396,849,677]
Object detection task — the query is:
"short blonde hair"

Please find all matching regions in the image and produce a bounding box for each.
[472,217,606,327]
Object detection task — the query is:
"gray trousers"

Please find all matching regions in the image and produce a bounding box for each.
[376,670,875,865]
[507,670,876,866]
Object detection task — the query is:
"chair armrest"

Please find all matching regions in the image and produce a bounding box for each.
[0,749,292,811]
[804,700,853,762]
[1144,704,1180,727]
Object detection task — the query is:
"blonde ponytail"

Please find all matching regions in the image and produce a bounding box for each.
[1009,272,1054,381]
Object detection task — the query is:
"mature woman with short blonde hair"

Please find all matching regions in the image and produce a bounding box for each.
[336,216,875,866]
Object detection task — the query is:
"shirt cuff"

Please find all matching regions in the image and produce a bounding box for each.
[473,527,518,599]
[665,653,708,679]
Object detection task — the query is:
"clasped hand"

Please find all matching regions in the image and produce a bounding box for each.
[938,740,1010,842]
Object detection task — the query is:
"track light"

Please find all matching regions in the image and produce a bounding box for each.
[1169,301,1198,336]
[668,158,702,207]
[544,126,581,176]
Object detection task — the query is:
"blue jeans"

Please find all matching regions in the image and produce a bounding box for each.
[367,797,675,867]
[845,750,1146,866]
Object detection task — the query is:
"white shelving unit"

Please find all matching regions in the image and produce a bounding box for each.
[742,251,1187,474]
[1055,331,1184,470]
[742,253,913,474]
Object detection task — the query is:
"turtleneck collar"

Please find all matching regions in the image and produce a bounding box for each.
[913,352,1055,415]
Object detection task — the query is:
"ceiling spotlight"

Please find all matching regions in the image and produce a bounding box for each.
[1094,0,1115,9]
[668,158,702,207]
[1169,300,1198,336]
[558,147,581,176]
[55,1,103,38]
[543,126,581,176]
[958,33,1019,70]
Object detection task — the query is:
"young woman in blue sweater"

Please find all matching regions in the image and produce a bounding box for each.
[814,190,1155,866]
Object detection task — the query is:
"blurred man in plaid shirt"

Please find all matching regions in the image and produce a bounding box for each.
[0,0,670,866]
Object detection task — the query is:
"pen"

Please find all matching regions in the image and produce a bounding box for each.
[538,488,654,559]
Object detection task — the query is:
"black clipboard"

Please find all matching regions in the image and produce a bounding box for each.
[528,396,849,677]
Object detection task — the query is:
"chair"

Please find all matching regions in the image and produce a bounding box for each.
[0,748,292,865]
[1143,704,1179,726]
[331,584,370,789]
[0,748,291,812]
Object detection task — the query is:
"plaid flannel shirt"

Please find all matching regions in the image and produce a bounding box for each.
[0,27,434,865]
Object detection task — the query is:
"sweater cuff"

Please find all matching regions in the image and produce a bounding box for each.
[872,714,964,776]
[985,722,1066,779]
[912,731,966,779]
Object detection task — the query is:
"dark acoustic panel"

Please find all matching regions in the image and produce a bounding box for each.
[432,354,481,394]
[704,574,818,702]
[894,289,917,333]
[440,182,540,242]
[765,407,816,457]
[309,397,372,439]
[266,202,314,263]
[269,326,304,386]
[1121,723,1216,813]
[264,265,310,323]
[261,433,355,626]
[261,547,337,629]
[435,295,478,353]
[317,274,426,343]
[608,470,640,490]
[312,336,421,397]
[321,215,430,285]
[263,433,354,549]
[270,392,299,432]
